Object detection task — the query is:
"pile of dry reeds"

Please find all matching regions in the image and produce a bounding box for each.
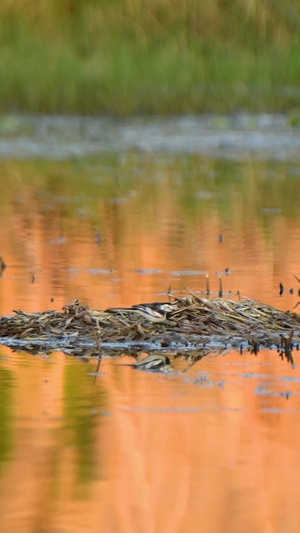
[0,291,299,365]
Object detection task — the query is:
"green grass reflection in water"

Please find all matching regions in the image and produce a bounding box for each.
[63,361,108,493]
[0,364,14,472]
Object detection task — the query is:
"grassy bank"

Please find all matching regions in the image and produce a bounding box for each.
[1,0,300,115]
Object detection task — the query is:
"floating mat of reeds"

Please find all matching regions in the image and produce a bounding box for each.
[0,292,299,365]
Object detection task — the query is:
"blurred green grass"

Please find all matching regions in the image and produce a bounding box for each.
[1,0,300,114]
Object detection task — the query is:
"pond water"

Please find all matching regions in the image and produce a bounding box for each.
[1,114,300,532]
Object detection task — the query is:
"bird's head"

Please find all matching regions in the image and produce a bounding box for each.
[158,303,177,314]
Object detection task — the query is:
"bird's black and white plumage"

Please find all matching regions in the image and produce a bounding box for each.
[106,302,176,323]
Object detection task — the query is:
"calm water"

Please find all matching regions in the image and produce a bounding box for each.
[1,115,300,532]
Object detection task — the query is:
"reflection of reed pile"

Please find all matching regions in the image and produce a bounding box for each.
[0,292,299,365]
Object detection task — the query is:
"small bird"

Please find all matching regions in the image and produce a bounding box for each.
[106,302,176,323]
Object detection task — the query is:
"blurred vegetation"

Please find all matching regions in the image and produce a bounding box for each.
[0,0,300,114]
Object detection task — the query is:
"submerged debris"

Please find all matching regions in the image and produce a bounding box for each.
[0,256,7,274]
[0,291,300,366]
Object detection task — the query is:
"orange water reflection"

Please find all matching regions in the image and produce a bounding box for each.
[1,350,300,533]
[1,155,300,532]
[0,156,300,315]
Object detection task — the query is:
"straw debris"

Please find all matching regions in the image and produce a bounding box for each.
[0,292,299,365]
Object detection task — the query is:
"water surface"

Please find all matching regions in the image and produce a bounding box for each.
[1,115,300,532]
